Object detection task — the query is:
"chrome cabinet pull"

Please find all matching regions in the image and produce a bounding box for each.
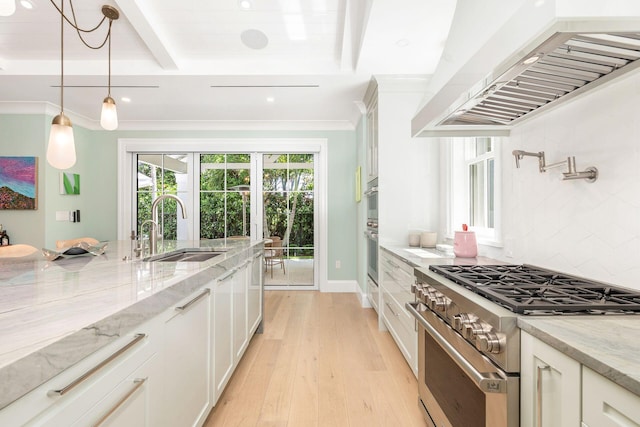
[92,377,147,427]
[406,302,508,394]
[218,267,238,282]
[536,364,551,427]
[176,288,210,311]
[48,334,146,397]
[385,302,398,317]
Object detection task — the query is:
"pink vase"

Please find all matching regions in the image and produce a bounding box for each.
[453,231,477,258]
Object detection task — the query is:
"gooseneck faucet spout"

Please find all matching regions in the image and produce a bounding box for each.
[149,194,188,255]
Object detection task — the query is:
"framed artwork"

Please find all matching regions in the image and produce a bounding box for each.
[60,172,80,195]
[0,156,38,210]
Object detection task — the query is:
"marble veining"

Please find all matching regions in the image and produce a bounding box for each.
[0,239,260,410]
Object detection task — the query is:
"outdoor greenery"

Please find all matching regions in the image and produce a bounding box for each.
[136,153,314,256]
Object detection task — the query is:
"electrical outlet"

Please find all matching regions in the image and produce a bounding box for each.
[335,260,341,269]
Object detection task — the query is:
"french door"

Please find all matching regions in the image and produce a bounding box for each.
[122,141,320,290]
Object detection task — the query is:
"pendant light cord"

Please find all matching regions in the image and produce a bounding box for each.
[59,0,64,114]
[49,0,111,50]
[107,20,112,97]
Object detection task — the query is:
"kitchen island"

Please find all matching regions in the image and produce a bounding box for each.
[0,238,264,424]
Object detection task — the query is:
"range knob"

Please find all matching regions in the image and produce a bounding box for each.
[429,294,449,312]
[452,313,478,331]
[475,332,505,354]
[420,286,436,299]
[462,322,490,340]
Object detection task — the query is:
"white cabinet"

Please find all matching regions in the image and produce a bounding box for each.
[0,319,162,427]
[379,250,417,376]
[213,269,235,402]
[163,288,212,427]
[77,352,161,427]
[367,276,379,313]
[520,331,582,427]
[234,261,249,362]
[365,89,378,181]
[582,367,640,427]
[248,252,263,335]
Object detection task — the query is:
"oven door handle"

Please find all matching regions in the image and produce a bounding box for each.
[406,302,508,394]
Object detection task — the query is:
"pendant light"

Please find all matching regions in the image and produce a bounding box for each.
[100,5,119,130]
[0,0,16,17]
[45,1,120,169]
[47,0,76,170]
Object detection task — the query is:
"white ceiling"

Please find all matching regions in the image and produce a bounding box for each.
[0,0,456,130]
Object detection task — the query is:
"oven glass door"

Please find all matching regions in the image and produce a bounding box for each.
[424,332,486,427]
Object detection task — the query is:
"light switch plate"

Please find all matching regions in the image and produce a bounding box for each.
[55,211,69,221]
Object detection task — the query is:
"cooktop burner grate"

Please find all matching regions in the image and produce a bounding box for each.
[429,264,640,314]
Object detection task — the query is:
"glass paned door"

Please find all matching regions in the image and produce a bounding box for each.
[263,153,315,287]
[199,154,251,238]
[136,154,190,241]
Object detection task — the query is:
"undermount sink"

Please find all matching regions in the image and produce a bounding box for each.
[144,248,226,263]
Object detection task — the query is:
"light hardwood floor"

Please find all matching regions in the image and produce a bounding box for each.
[204,291,425,427]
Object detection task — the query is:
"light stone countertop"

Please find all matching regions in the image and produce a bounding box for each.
[518,317,640,396]
[381,244,640,397]
[0,239,262,410]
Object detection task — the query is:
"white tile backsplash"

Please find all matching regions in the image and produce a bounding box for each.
[491,70,640,290]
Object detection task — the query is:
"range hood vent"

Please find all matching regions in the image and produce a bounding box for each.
[440,31,640,127]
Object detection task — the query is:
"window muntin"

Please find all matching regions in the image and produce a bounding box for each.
[448,137,501,246]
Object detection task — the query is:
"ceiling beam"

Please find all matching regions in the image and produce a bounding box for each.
[113,0,178,70]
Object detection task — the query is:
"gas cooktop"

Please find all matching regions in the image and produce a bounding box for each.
[429,264,640,315]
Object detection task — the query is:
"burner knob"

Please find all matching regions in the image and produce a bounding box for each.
[452,313,478,331]
[462,322,489,340]
[420,286,436,299]
[475,332,505,354]
[430,295,449,312]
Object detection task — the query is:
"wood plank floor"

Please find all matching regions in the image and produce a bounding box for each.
[204,291,425,427]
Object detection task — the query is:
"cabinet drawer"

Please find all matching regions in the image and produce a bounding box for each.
[1,318,162,426]
[582,367,640,427]
[381,292,417,374]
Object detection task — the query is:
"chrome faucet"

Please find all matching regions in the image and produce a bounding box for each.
[512,149,598,183]
[149,194,187,255]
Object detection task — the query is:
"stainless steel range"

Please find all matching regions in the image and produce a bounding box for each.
[406,263,640,427]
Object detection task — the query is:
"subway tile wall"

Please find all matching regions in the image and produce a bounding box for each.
[487,70,640,290]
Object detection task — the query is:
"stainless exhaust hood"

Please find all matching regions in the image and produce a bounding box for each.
[440,31,640,127]
[411,1,640,138]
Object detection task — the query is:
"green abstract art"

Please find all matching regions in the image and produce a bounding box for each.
[60,172,80,195]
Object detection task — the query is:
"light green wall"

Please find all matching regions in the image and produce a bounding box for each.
[0,115,358,281]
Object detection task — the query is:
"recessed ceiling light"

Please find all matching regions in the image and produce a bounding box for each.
[534,0,545,7]
[266,97,275,103]
[20,0,34,10]
[239,0,252,10]
[241,29,269,50]
[121,97,131,103]
[395,38,410,47]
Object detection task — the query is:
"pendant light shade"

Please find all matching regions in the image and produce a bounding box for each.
[0,0,16,17]
[100,96,118,130]
[47,114,76,170]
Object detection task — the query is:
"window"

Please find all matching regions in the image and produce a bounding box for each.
[447,137,501,245]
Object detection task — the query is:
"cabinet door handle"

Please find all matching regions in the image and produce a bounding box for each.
[536,364,551,427]
[92,377,147,427]
[48,334,146,397]
[385,302,399,317]
[218,267,238,282]
[176,288,210,312]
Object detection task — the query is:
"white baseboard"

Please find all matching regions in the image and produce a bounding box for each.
[358,288,372,308]
[321,280,357,293]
